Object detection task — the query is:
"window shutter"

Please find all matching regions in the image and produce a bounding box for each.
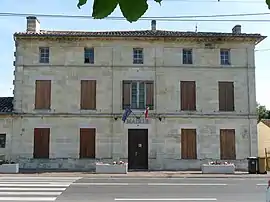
[81,80,96,110]
[35,80,51,109]
[122,81,131,109]
[146,81,154,110]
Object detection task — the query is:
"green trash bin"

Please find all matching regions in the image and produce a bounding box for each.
[247,157,258,174]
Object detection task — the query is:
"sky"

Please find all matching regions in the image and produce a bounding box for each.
[0,0,269,108]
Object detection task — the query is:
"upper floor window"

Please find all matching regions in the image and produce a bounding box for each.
[180,81,196,111]
[133,48,143,64]
[220,49,230,65]
[84,48,94,64]
[39,47,49,63]
[122,80,154,110]
[80,80,96,110]
[218,81,235,111]
[0,134,6,148]
[35,80,51,110]
[183,49,193,64]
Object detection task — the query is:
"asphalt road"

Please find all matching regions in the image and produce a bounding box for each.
[56,177,269,202]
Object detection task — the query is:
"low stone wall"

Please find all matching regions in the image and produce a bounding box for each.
[149,159,248,171]
[15,158,248,172]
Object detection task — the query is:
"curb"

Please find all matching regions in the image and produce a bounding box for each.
[81,175,270,179]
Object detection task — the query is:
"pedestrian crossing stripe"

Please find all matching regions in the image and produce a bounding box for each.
[0,177,81,201]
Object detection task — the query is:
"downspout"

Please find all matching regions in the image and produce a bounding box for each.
[111,47,114,159]
[246,47,252,157]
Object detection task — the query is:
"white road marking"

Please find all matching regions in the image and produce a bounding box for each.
[0,192,62,195]
[0,176,76,201]
[0,182,68,184]
[0,187,66,191]
[147,183,227,186]
[0,183,70,187]
[73,183,130,186]
[0,197,57,201]
[0,177,80,180]
[114,198,217,201]
[72,182,227,186]
[256,184,267,186]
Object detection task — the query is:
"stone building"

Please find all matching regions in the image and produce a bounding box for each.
[0,16,266,171]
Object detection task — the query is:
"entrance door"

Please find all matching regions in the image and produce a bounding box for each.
[128,129,148,170]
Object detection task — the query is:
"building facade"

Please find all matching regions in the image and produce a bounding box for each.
[0,17,266,171]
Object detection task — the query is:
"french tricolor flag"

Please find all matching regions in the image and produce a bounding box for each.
[144,107,149,119]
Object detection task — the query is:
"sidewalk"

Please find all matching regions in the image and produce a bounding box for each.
[1,171,270,178]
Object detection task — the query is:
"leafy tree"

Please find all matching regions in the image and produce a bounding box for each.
[257,103,270,123]
[77,0,161,22]
[77,0,270,23]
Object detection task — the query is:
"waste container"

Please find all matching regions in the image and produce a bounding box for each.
[258,157,267,174]
[247,157,258,174]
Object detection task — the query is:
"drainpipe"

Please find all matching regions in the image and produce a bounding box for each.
[246,47,252,157]
[111,47,114,159]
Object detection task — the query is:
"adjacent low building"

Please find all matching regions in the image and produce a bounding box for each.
[0,17,266,171]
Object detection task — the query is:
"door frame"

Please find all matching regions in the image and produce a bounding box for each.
[128,129,148,170]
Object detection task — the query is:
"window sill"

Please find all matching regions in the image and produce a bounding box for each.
[80,109,97,112]
[217,110,236,113]
[33,109,51,112]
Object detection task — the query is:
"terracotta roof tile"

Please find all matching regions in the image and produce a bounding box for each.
[0,97,13,113]
[261,119,270,128]
[13,30,266,43]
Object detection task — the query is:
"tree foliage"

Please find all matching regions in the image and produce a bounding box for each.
[257,103,270,123]
[77,0,161,22]
[77,0,270,22]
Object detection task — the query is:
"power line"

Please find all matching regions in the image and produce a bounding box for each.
[0,12,269,20]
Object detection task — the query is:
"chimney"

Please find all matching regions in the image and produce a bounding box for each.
[26,16,40,33]
[151,20,156,31]
[232,25,241,34]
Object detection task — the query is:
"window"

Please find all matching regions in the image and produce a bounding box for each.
[35,80,51,110]
[33,128,50,159]
[182,49,193,64]
[133,48,143,64]
[0,134,6,148]
[80,128,95,158]
[39,47,50,63]
[220,49,230,65]
[220,129,236,160]
[122,80,154,110]
[180,81,196,111]
[81,80,96,110]
[181,129,197,159]
[84,48,94,64]
[218,81,235,111]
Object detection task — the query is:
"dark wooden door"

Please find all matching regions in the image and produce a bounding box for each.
[128,129,148,170]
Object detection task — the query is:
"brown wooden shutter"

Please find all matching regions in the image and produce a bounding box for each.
[35,80,51,109]
[181,81,196,111]
[181,129,197,159]
[80,128,96,158]
[146,81,154,110]
[218,82,234,111]
[33,128,50,159]
[81,80,96,110]
[122,80,131,109]
[220,129,236,160]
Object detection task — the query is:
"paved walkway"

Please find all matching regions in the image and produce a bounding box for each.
[1,171,270,178]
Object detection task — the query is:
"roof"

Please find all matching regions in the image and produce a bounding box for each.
[14,30,266,44]
[261,119,270,128]
[0,97,13,113]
